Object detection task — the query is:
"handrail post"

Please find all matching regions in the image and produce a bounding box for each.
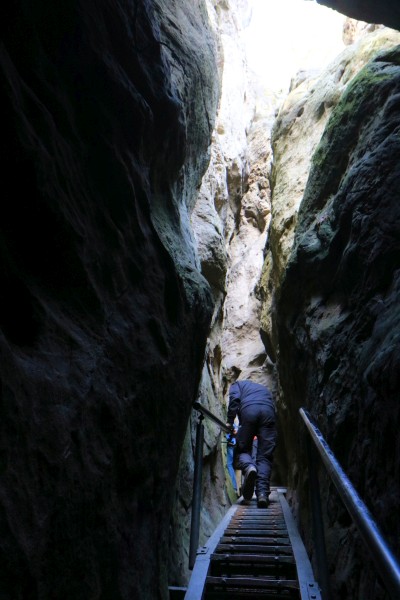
[189,413,204,570]
[188,402,230,571]
[306,434,331,600]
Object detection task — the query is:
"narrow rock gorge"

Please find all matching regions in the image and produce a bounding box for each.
[169,0,279,584]
[0,1,399,600]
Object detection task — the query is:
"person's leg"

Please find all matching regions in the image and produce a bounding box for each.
[226,445,237,492]
[256,404,277,497]
[235,407,258,500]
[234,408,257,473]
[251,437,258,497]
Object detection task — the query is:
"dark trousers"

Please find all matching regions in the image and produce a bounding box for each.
[226,444,237,492]
[234,403,277,496]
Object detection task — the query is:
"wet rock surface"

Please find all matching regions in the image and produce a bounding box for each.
[0,1,219,598]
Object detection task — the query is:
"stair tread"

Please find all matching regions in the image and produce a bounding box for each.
[196,494,314,600]
[220,535,291,544]
[225,528,288,534]
[206,575,299,590]
[216,543,294,555]
[210,553,296,564]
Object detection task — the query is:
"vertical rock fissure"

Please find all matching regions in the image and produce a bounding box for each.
[172,5,400,600]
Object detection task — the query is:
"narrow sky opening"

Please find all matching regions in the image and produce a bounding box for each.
[243,0,346,93]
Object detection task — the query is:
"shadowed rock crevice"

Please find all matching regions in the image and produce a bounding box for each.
[0,1,219,598]
[273,44,400,599]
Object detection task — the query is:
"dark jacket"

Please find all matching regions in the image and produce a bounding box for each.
[227,380,274,424]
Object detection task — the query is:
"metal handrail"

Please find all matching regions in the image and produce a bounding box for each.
[300,407,400,600]
[193,401,231,432]
[188,402,230,570]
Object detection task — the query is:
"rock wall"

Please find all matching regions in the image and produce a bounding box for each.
[0,1,220,598]
[2,1,400,598]
[260,26,400,485]
[317,0,400,32]
[260,25,400,600]
[169,0,280,585]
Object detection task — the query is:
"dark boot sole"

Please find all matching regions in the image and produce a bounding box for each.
[242,468,257,500]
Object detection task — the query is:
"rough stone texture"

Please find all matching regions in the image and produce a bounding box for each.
[259,28,400,368]
[317,0,400,32]
[191,3,279,391]
[274,45,400,599]
[170,0,268,583]
[168,0,280,585]
[342,18,383,46]
[221,109,275,389]
[0,1,219,598]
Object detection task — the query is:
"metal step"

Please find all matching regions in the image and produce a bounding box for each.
[204,575,299,598]
[216,543,294,555]
[185,488,322,600]
[209,553,297,579]
[203,491,300,599]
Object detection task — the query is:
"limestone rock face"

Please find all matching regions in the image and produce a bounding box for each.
[0,1,219,598]
[342,18,383,46]
[221,112,275,388]
[273,44,400,599]
[169,0,279,585]
[191,3,278,390]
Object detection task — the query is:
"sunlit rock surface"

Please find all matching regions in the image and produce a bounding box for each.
[170,0,270,583]
[266,36,400,599]
[342,18,383,46]
[259,27,400,363]
[0,1,219,598]
[169,0,280,585]
[192,5,278,390]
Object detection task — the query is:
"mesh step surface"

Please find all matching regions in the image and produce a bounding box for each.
[202,492,301,599]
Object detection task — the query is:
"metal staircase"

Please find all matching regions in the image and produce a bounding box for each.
[185,488,321,600]
[174,404,400,600]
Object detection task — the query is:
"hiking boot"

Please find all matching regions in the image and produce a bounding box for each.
[242,466,257,500]
[257,494,269,508]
